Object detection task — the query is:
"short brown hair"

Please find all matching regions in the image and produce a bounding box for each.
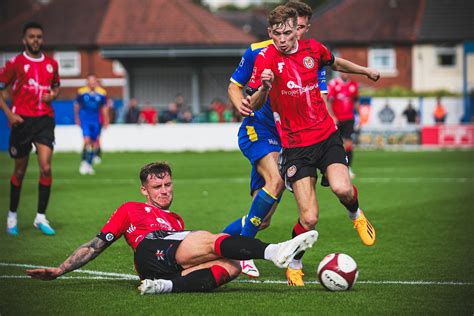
[268,5,298,28]
[285,1,312,19]
[139,162,172,184]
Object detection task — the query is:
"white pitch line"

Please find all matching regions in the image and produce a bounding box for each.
[1,262,472,286]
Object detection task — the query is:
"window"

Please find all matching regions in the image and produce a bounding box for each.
[436,45,456,67]
[368,47,396,73]
[0,52,19,67]
[54,51,81,76]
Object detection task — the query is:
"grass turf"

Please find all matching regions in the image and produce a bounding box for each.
[0,150,473,315]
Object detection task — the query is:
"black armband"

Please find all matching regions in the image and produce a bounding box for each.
[97,232,116,243]
[324,53,335,67]
[246,87,259,96]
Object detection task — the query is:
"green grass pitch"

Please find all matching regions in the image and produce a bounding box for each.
[0,150,473,314]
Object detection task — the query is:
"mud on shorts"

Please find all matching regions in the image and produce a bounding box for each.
[9,115,55,158]
[278,132,348,191]
[134,230,191,280]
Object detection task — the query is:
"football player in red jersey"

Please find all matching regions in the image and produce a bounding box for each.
[26,162,318,294]
[328,72,359,178]
[0,22,60,236]
[247,6,379,284]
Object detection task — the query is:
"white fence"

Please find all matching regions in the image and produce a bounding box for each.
[55,123,241,152]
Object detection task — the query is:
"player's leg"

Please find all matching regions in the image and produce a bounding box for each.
[7,120,33,236]
[7,156,29,236]
[241,152,284,237]
[287,176,319,286]
[139,259,241,294]
[139,230,318,294]
[341,119,356,178]
[34,143,55,235]
[92,125,102,165]
[326,163,375,246]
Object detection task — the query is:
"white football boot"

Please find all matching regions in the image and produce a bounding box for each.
[271,230,318,268]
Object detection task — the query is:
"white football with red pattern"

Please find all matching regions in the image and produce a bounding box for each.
[317,253,359,291]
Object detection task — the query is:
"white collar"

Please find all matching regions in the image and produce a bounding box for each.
[23,51,45,62]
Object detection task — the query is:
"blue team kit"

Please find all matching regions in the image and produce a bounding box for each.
[76,86,107,141]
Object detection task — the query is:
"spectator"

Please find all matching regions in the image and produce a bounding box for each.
[433,97,447,124]
[160,102,179,123]
[402,100,419,124]
[178,109,194,123]
[125,98,140,124]
[174,93,190,113]
[209,98,232,123]
[140,102,158,124]
[378,102,395,124]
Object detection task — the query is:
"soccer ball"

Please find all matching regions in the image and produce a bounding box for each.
[317,253,359,291]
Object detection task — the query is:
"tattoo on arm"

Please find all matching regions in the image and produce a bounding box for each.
[58,237,111,275]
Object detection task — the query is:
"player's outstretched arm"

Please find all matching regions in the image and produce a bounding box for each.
[26,237,111,281]
[331,57,380,82]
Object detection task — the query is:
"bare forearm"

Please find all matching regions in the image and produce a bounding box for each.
[58,237,109,275]
[228,83,244,110]
[332,58,368,76]
[250,86,269,111]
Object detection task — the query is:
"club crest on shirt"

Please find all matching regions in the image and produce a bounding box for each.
[303,56,314,69]
[46,64,53,73]
[287,165,297,177]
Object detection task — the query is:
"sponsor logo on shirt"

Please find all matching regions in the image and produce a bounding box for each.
[281,81,319,97]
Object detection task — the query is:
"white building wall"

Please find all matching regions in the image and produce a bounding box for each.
[412,44,464,92]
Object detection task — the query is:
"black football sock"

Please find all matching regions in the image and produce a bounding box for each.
[171,266,231,292]
[37,176,52,214]
[341,185,359,214]
[292,221,309,261]
[10,175,22,212]
[214,235,268,260]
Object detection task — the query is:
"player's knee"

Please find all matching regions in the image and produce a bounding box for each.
[40,165,52,177]
[299,212,318,229]
[13,169,27,180]
[258,219,271,231]
[225,260,242,278]
[265,175,284,196]
[331,182,352,200]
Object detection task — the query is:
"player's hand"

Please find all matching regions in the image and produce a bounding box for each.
[26,267,63,281]
[7,113,24,126]
[366,68,380,82]
[75,118,81,126]
[238,95,253,116]
[261,69,274,90]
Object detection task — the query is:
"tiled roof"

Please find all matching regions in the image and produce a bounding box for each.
[97,0,255,46]
[309,0,423,44]
[0,0,255,49]
[417,0,474,42]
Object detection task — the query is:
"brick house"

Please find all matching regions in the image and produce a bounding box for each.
[308,0,474,93]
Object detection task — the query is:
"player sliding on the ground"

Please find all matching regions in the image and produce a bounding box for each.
[26,162,318,294]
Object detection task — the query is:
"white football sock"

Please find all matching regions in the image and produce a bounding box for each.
[288,259,303,270]
[8,211,17,219]
[161,280,173,293]
[348,208,361,220]
[35,213,46,222]
[263,244,279,261]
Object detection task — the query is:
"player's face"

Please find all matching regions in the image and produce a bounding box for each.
[268,19,298,54]
[87,76,98,90]
[23,28,43,55]
[296,16,310,40]
[141,173,173,210]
